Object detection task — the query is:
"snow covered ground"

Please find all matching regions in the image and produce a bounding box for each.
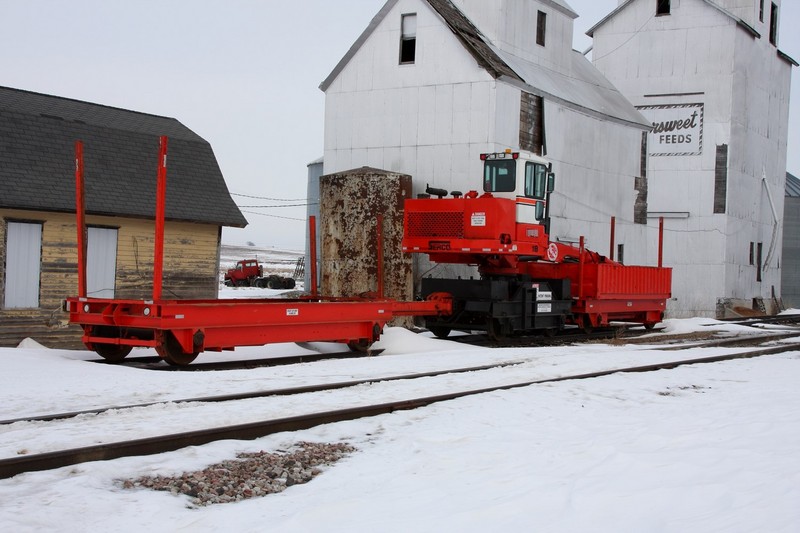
[1,317,799,532]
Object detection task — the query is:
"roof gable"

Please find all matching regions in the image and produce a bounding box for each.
[320,0,520,92]
[541,0,578,19]
[321,0,648,129]
[586,0,796,67]
[0,86,247,228]
[787,172,800,198]
[586,0,759,38]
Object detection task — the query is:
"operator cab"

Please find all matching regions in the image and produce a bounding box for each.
[481,150,554,225]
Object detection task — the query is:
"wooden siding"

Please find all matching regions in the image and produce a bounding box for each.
[519,92,544,156]
[1,208,221,348]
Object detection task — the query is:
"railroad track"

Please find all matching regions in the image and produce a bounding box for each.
[84,320,799,371]
[2,340,799,480]
[87,349,381,372]
[442,325,661,348]
[8,330,793,427]
[0,360,524,426]
[718,313,800,327]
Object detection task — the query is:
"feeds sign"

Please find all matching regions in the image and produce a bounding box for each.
[638,103,704,156]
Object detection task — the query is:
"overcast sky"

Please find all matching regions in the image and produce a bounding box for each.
[1,0,797,249]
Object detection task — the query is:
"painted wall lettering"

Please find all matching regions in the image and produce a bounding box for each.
[637,103,704,156]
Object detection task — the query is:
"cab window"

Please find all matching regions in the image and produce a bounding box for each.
[524,162,548,199]
[484,160,516,192]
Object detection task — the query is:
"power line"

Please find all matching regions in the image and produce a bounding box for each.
[232,192,313,202]
[241,210,306,222]
[237,203,317,208]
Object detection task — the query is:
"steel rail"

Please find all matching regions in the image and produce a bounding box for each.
[447,325,644,347]
[659,331,799,350]
[132,349,384,372]
[9,331,795,426]
[717,314,800,326]
[0,361,523,426]
[87,349,382,371]
[2,342,799,480]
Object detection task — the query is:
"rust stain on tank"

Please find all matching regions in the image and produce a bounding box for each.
[319,167,413,326]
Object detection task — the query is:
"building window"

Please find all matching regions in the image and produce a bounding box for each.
[536,11,546,47]
[749,242,755,265]
[3,221,42,309]
[656,0,670,16]
[714,144,728,214]
[769,3,778,45]
[617,244,625,265]
[757,242,763,282]
[759,0,765,22]
[400,14,417,64]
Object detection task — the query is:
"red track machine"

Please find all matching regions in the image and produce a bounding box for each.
[402,150,672,338]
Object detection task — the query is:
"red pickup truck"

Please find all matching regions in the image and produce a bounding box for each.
[223,259,296,289]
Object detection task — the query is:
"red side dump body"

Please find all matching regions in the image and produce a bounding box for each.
[523,262,672,327]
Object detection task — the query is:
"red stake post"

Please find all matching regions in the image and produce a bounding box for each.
[74,141,87,298]
[609,216,616,261]
[309,216,319,298]
[578,236,585,301]
[153,136,168,301]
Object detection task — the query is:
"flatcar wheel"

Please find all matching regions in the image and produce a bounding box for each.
[347,339,373,353]
[487,319,507,341]
[93,343,132,363]
[156,333,199,366]
[429,326,451,339]
[644,322,657,331]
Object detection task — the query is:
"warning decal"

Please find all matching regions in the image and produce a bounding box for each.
[547,243,559,262]
[471,212,486,227]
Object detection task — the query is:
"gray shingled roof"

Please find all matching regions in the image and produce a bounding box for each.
[787,172,800,198]
[0,86,247,228]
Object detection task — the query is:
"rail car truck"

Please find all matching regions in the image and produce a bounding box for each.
[402,150,672,338]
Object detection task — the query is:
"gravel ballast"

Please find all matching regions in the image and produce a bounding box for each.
[120,441,356,506]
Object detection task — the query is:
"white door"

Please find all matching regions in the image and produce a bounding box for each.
[87,227,118,298]
[3,222,43,308]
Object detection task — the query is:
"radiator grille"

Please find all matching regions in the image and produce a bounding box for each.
[407,211,464,238]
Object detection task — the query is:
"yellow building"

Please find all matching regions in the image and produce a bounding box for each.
[0,86,246,348]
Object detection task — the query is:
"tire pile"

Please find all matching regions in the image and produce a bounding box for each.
[120,441,356,506]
